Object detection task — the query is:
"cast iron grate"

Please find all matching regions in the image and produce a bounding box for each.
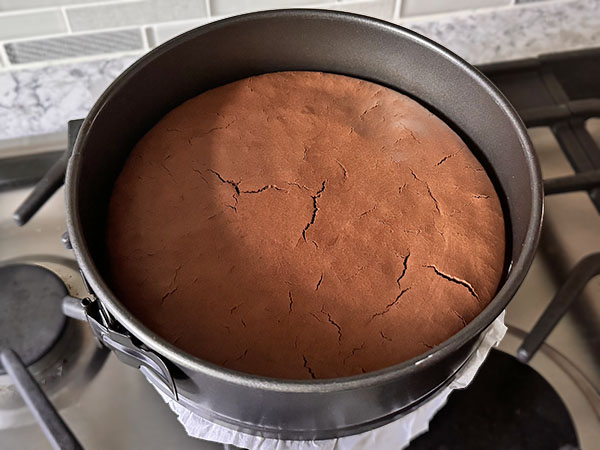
[482,47,600,212]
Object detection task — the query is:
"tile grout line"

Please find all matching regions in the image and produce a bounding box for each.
[2,30,85,46]
[0,0,144,16]
[0,6,60,18]
[61,7,72,34]
[393,0,403,20]
[0,50,143,73]
[0,44,11,68]
[396,0,579,24]
[205,0,212,17]
[63,0,142,11]
[140,26,150,50]
[3,23,154,46]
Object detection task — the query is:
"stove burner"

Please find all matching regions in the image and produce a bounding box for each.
[408,349,579,449]
[0,264,68,374]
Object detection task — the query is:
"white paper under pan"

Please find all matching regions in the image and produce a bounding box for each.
[148,312,506,450]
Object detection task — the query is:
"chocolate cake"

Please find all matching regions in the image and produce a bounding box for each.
[106,71,505,379]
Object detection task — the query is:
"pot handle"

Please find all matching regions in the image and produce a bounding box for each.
[13,119,84,226]
[64,295,179,401]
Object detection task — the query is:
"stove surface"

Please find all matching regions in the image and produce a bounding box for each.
[1,54,599,448]
[0,122,597,450]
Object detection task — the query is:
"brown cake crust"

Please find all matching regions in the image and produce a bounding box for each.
[106,71,505,379]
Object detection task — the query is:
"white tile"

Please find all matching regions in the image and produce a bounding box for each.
[5,28,144,64]
[210,0,317,16]
[401,0,511,18]
[151,18,214,45]
[155,1,398,45]
[0,9,67,40]
[327,0,396,21]
[0,0,113,12]
[66,0,208,32]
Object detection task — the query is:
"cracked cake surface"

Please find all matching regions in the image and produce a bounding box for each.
[106,71,505,379]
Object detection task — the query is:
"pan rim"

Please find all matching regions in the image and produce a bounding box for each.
[65,8,543,394]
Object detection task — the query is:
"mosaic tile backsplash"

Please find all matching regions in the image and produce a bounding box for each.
[0,0,565,70]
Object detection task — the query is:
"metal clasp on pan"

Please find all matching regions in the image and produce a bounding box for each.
[64,295,179,400]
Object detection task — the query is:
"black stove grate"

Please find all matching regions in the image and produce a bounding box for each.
[481,48,600,213]
[481,48,600,364]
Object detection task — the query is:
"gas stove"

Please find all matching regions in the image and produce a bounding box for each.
[0,48,599,449]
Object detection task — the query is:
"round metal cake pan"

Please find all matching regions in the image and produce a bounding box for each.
[64,9,543,439]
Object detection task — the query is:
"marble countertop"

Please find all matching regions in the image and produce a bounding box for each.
[1,0,599,142]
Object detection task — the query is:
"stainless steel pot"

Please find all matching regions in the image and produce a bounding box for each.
[17,9,543,440]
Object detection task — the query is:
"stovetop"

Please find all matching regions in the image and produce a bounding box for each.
[1,48,599,449]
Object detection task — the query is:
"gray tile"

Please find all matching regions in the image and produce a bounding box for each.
[327,0,396,21]
[5,28,144,64]
[66,0,208,32]
[210,0,316,16]
[401,0,511,18]
[151,18,213,45]
[0,0,113,12]
[515,0,550,3]
[0,9,67,40]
